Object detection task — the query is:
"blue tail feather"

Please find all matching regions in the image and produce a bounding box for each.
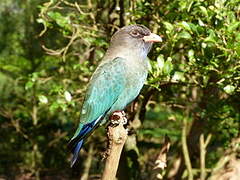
[69,115,104,167]
[71,140,84,167]
[70,125,93,167]
[78,123,94,138]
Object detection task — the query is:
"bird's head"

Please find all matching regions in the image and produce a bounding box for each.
[108,25,162,59]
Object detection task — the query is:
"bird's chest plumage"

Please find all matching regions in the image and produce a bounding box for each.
[107,59,148,113]
[125,61,148,89]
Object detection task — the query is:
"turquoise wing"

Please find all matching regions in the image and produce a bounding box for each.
[81,57,126,124]
[70,57,126,140]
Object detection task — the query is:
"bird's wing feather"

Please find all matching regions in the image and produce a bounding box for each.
[70,57,127,141]
[81,57,126,123]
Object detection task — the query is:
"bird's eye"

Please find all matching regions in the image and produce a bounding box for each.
[131,30,140,37]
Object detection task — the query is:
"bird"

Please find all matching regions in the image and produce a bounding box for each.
[68,24,162,167]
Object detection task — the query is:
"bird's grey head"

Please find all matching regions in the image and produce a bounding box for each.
[107,25,162,60]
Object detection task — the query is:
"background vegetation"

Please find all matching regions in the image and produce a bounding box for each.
[0,0,239,179]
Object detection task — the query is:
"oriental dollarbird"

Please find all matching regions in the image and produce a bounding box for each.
[68,25,162,167]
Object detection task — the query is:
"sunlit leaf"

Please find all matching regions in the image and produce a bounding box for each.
[64,91,72,102]
[199,6,208,17]
[172,71,185,82]
[25,81,34,90]
[157,54,165,70]
[38,95,48,104]
[180,21,192,32]
[204,29,217,43]
[163,21,174,33]
[177,31,192,39]
[223,85,236,94]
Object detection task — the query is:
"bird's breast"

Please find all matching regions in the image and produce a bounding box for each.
[124,60,148,88]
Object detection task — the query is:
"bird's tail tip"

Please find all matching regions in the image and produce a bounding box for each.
[70,140,84,167]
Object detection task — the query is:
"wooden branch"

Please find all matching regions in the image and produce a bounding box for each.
[200,134,205,180]
[151,135,171,180]
[80,143,94,180]
[182,117,193,180]
[200,134,212,180]
[102,111,128,180]
[209,137,240,180]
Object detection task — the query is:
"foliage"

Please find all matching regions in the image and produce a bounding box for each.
[0,0,239,179]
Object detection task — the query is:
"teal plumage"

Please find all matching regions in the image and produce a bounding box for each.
[68,25,162,167]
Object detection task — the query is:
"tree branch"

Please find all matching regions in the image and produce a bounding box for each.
[182,117,193,180]
[151,135,171,180]
[102,111,128,180]
[200,133,212,180]
[81,143,94,180]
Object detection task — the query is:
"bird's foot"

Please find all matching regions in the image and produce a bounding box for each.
[110,111,127,126]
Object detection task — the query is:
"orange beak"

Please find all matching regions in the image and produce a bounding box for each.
[143,33,162,43]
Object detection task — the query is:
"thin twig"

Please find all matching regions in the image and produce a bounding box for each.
[182,117,193,180]
[200,133,212,180]
[200,134,205,180]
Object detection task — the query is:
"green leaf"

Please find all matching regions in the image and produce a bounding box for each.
[163,57,173,75]
[163,21,174,33]
[188,49,195,63]
[3,65,21,73]
[180,21,192,32]
[201,42,207,48]
[188,49,194,58]
[228,22,240,33]
[64,91,72,102]
[157,54,165,70]
[25,81,34,90]
[38,95,48,104]
[235,42,240,56]
[178,31,192,39]
[199,6,208,17]
[223,85,235,94]
[204,30,217,43]
[36,18,44,24]
[50,102,60,113]
[188,22,199,33]
[172,71,185,82]
[198,19,205,27]
[47,11,71,30]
